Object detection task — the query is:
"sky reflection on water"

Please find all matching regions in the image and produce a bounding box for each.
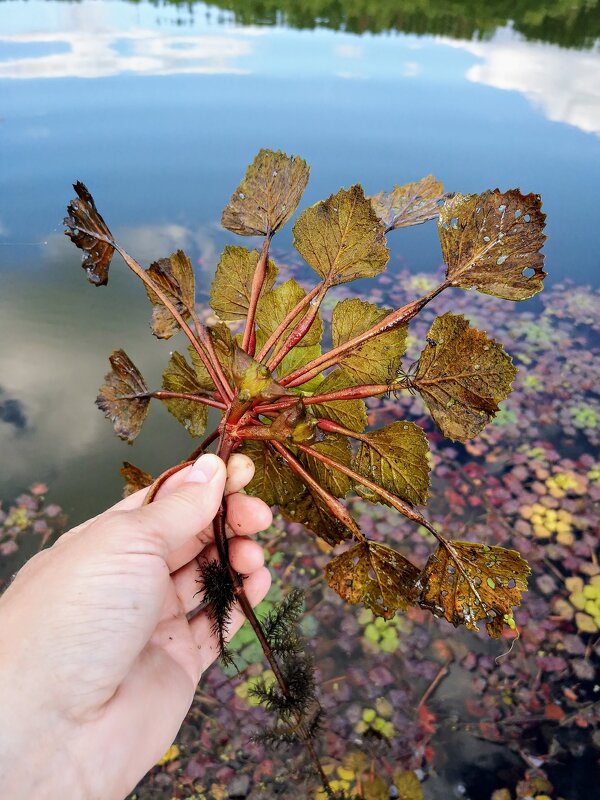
[0,0,599,520]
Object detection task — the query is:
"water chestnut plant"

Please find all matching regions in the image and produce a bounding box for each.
[64,149,547,796]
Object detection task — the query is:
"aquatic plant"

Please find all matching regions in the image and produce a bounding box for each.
[64,149,547,795]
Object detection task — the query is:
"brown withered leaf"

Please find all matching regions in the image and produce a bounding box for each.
[293,185,389,286]
[369,175,446,231]
[240,440,307,509]
[256,278,323,346]
[439,189,547,300]
[353,421,430,506]
[96,350,150,443]
[309,369,368,433]
[210,245,277,321]
[64,182,115,286]
[120,462,154,497]
[280,488,352,547]
[161,351,210,437]
[302,434,352,498]
[325,541,420,619]
[331,298,407,385]
[145,250,195,339]
[418,541,530,637]
[413,313,517,441]
[221,149,310,236]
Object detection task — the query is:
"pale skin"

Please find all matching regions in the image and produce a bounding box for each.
[0,453,273,800]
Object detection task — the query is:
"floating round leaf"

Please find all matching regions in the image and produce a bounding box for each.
[96,349,150,443]
[370,175,447,231]
[145,249,196,339]
[64,181,115,286]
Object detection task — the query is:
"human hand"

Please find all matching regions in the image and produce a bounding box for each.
[0,453,272,800]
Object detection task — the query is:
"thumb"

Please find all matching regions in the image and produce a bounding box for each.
[125,454,227,555]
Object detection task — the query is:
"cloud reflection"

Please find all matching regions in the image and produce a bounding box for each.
[441,29,600,136]
[0,28,260,79]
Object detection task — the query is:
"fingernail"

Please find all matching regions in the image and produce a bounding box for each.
[187,454,219,484]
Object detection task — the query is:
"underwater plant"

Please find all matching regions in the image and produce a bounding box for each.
[64,149,547,796]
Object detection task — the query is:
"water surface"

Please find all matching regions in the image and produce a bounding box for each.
[1,0,599,521]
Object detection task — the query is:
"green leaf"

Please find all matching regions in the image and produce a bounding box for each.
[64,181,115,286]
[239,441,305,508]
[325,541,420,619]
[221,149,310,236]
[120,462,154,497]
[293,185,389,286]
[353,421,430,506]
[413,313,517,441]
[96,350,150,443]
[210,245,277,321]
[276,342,323,392]
[145,249,195,339]
[256,278,323,346]
[161,351,209,437]
[308,369,368,433]
[418,541,530,637]
[439,189,547,300]
[253,328,323,393]
[369,175,446,231]
[280,489,352,547]
[331,298,407,385]
[302,435,352,498]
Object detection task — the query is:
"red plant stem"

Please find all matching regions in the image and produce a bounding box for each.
[191,311,234,402]
[265,282,328,372]
[280,280,451,388]
[187,428,219,461]
[212,436,333,794]
[254,381,402,414]
[269,441,364,541]
[255,283,322,363]
[294,441,432,530]
[242,235,273,356]
[143,459,194,505]
[150,391,227,411]
[113,243,230,400]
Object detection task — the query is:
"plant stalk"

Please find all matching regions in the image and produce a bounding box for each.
[255,283,322,363]
[242,235,273,356]
[280,280,451,388]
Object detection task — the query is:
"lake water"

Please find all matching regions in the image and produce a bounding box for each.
[1,0,599,523]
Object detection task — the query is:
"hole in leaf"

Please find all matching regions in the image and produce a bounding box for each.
[496,255,507,265]
[514,209,522,219]
[498,204,506,212]
[524,213,531,222]
[522,267,536,278]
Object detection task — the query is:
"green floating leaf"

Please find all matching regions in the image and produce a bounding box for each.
[293,185,389,286]
[353,421,430,506]
[440,189,547,300]
[370,175,446,231]
[96,350,149,443]
[221,148,310,236]
[302,434,352,498]
[210,245,277,322]
[331,298,407,385]
[418,540,530,637]
[120,462,154,497]
[145,249,195,339]
[161,351,210,437]
[308,369,368,433]
[240,440,305,508]
[256,278,323,347]
[413,312,517,441]
[325,540,420,619]
[64,181,115,286]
